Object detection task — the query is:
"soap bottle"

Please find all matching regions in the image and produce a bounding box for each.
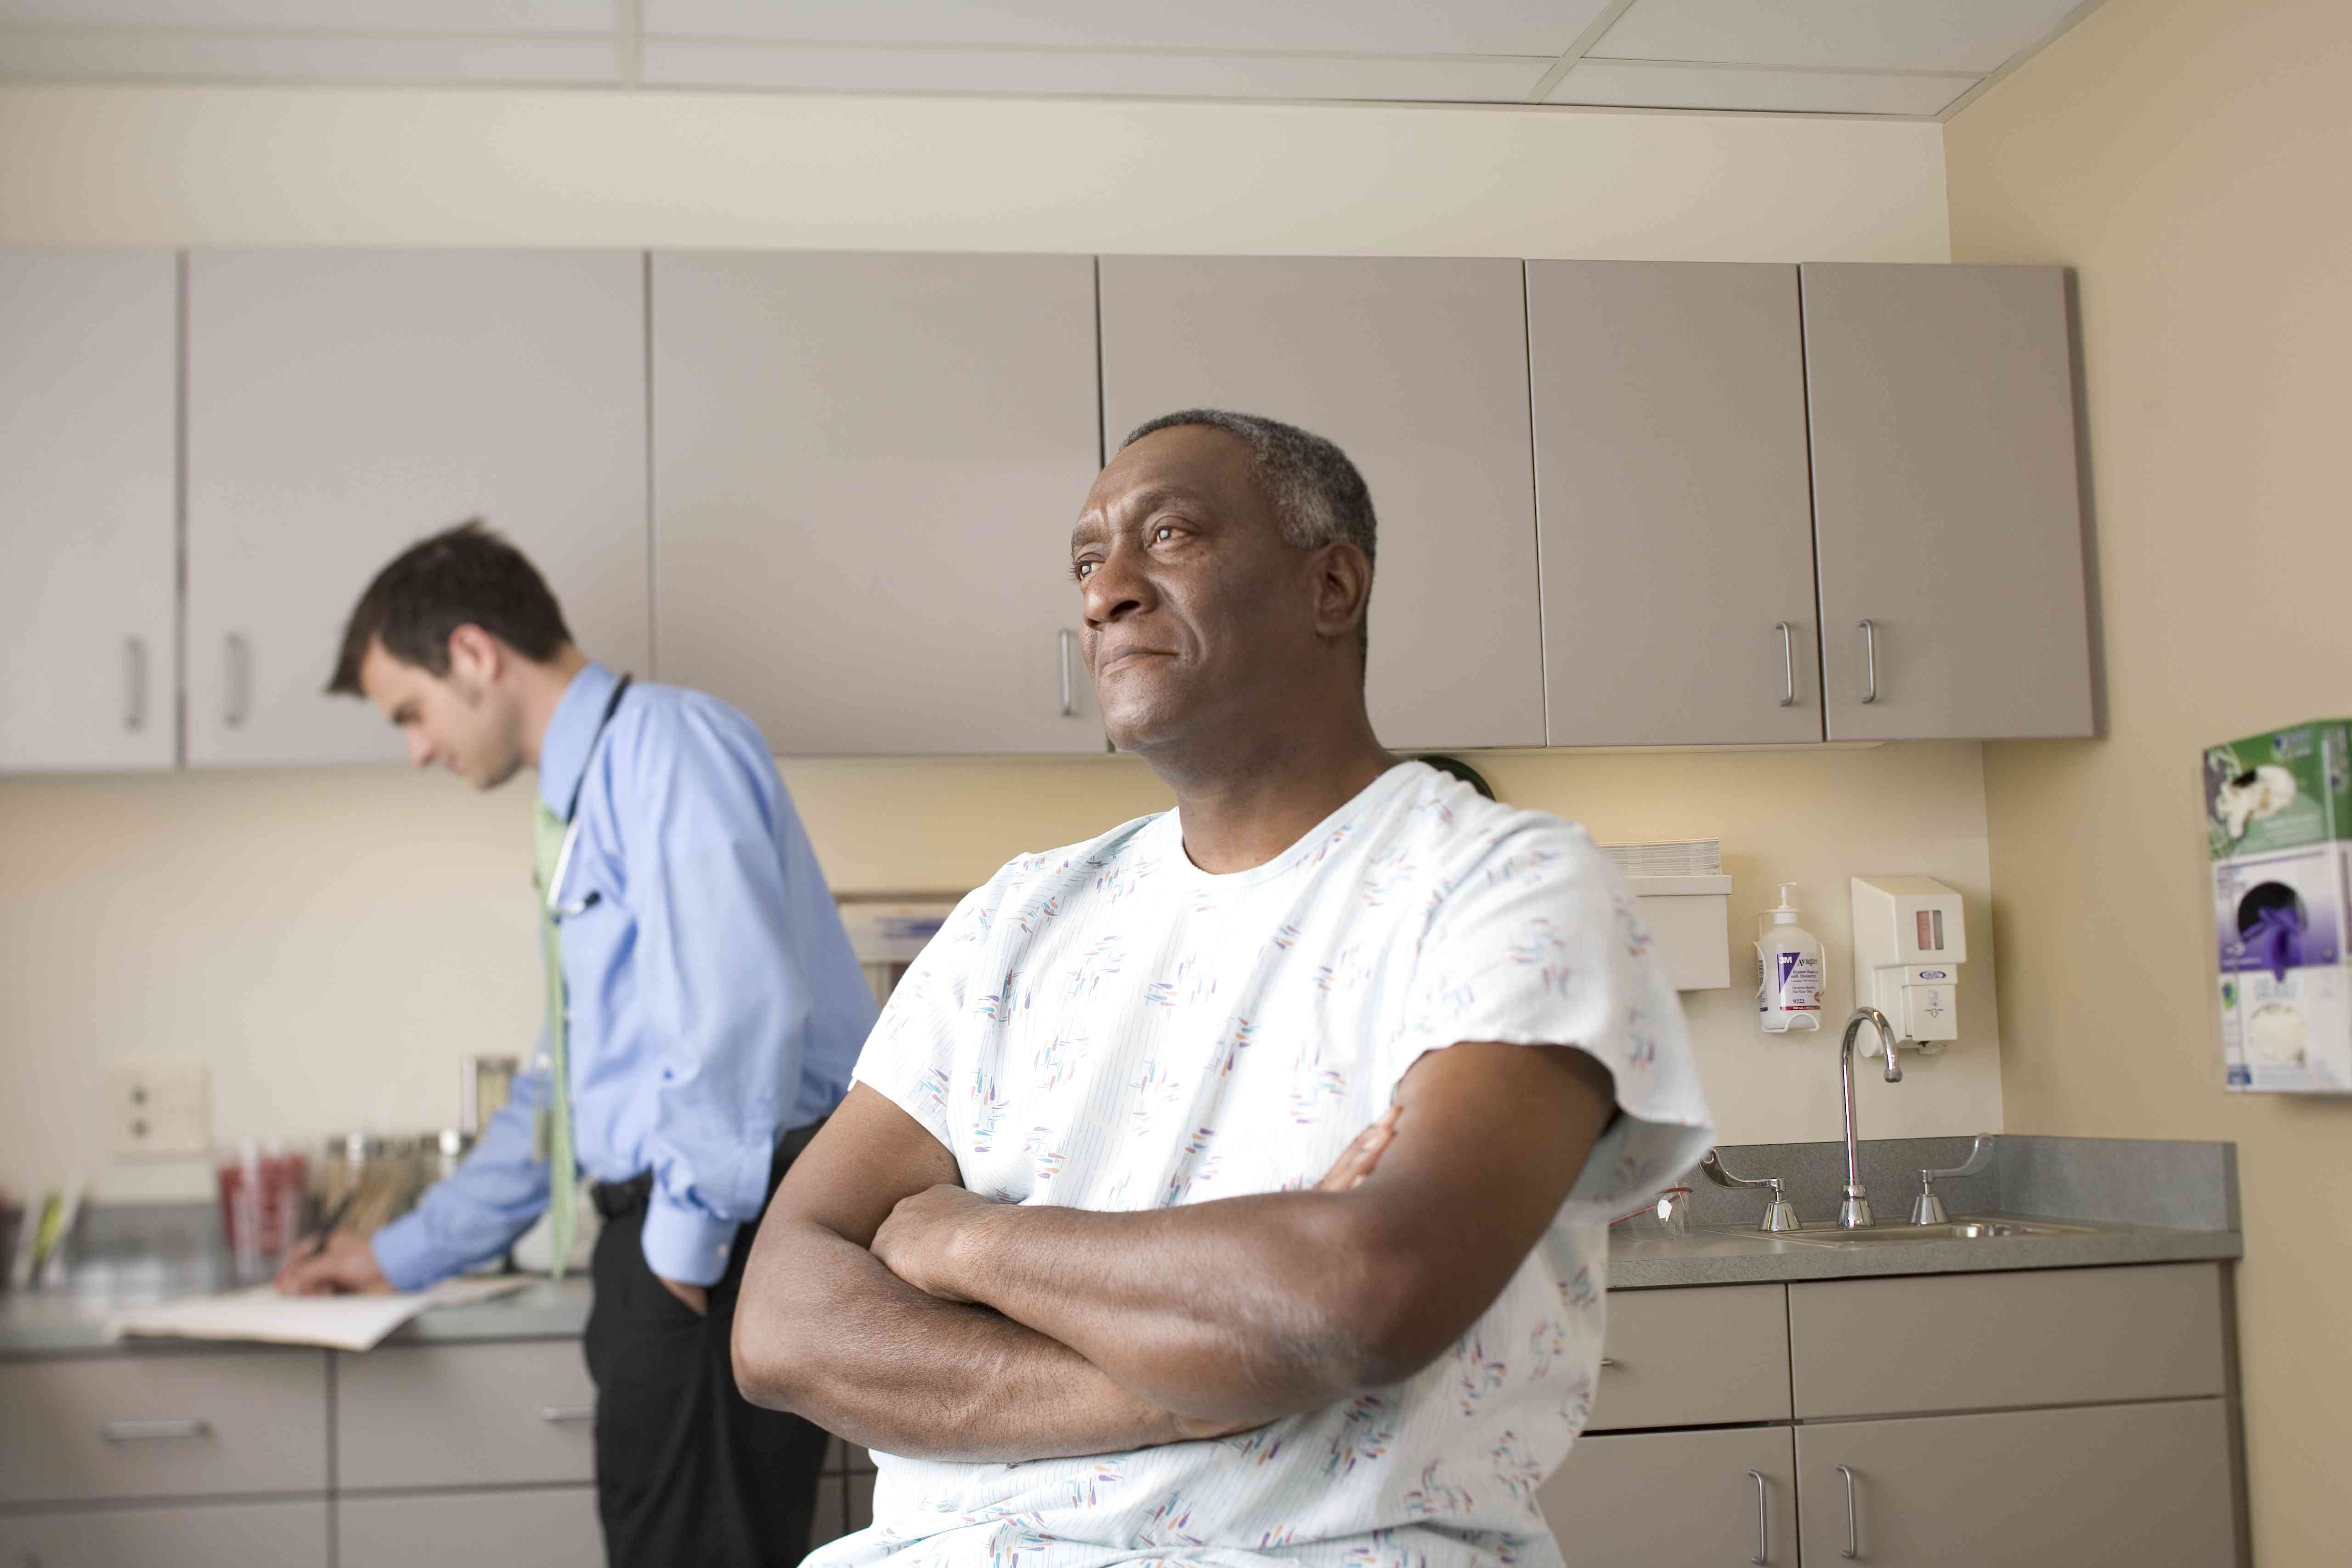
[1756,883,1825,1033]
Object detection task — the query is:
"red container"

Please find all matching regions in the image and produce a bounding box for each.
[216,1149,308,1262]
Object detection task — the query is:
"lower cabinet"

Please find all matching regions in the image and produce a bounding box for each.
[1794,1399,2235,1568]
[337,1486,602,1568]
[0,1498,326,1567]
[1538,1426,1795,1568]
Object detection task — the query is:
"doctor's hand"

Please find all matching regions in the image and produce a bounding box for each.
[275,1230,393,1296]
[871,1183,994,1303]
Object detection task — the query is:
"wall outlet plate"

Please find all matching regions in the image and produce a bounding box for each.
[106,1060,211,1160]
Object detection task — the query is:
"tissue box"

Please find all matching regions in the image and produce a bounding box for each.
[2207,720,2352,1092]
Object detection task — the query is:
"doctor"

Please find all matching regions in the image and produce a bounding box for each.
[280,520,876,1568]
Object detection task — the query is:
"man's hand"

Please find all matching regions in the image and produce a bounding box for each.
[275,1230,393,1296]
[1317,1103,1402,1191]
[658,1274,710,1318]
[871,1183,993,1302]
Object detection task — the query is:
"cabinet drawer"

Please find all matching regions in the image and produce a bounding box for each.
[0,1498,327,1568]
[1589,1284,1790,1431]
[339,1486,602,1568]
[0,1349,328,1504]
[336,1340,596,1490]
[1794,1398,2234,1568]
[1541,1426,1796,1568]
[1789,1262,2225,1418]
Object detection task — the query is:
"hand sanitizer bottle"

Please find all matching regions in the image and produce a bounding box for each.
[1756,883,1825,1033]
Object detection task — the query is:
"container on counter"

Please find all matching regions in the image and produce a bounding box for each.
[215,1142,307,1278]
[317,1132,430,1242]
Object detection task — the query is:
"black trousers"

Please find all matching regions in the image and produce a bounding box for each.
[582,1138,830,1568]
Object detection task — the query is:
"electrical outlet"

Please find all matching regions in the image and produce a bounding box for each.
[106,1060,211,1160]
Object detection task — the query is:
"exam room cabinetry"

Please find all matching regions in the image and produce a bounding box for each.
[0,250,178,773]
[182,249,651,767]
[1801,263,2093,741]
[650,251,1108,756]
[1538,1264,2239,1568]
[1097,256,1549,752]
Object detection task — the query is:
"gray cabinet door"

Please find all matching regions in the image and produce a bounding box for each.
[652,251,1106,756]
[0,250,177,772]
[1803,263,2093,740]
[335,1341,596,1490]
[339,1486,601,1568]
[1099,256,1545,751]
[1788,1261,2226,1419]
[185,250,649,765]
[1539,1426,1795,1568]
[1796,1399,2235,1568]
[0,1498,326,1568]
[1528,262,1821,745]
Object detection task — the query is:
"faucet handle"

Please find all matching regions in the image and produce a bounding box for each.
[1912,1134,1996,1225]
[1698,1150,1803,1233]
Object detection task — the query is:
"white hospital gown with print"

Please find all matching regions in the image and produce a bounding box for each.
[822,761,1715,1568]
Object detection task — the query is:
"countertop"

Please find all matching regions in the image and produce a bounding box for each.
[0,1217,2241,1355]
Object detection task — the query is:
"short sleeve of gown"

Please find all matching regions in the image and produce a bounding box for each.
[848,880,1004,1155]
[1391,819,1717,1215]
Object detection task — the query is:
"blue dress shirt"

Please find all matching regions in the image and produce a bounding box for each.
[372,662,876,1289]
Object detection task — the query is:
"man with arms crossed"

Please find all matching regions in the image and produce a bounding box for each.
[281,522,875,1567]
[735,411,1713,1568]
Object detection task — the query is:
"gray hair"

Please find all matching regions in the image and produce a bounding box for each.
[1119,408,1377,662]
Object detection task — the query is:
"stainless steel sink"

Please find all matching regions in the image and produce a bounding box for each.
[1768,1217,2100,1248]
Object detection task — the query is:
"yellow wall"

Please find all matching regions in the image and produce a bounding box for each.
[0,84,1987,1203]
[1945,0,2352,1559]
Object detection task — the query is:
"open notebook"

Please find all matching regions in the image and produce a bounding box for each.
[107,1277,530,1352]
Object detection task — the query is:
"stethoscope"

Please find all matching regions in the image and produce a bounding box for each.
[542,673,633,923]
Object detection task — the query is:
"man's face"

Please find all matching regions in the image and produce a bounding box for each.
[357,636,525,790]
[1070,425,1326,754]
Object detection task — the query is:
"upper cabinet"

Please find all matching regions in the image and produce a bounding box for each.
[1098,256,1546,752]
[1528,262,1822,746]
[650,252,1106,756]
[1802,264,2094,741]
[184,251,649,766]
[0,250,178,773]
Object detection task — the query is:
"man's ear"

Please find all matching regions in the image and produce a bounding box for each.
[444,624,504,690]
[1310,542,1374,647]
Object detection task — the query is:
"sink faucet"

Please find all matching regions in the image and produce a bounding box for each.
[1838,1007,1902,1228]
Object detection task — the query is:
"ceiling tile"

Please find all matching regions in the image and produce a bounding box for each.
[645,40,1555,102]
[1587,0,2092,74]
[1548,58,1975,116]
[647,0,1615,59]
[0,0,608,31]
[0,28,617,82]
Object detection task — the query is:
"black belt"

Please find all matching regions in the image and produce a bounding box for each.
[589,1118,826,1222]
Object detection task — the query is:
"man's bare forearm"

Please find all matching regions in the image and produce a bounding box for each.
[732,1217,1203,1463]
[923,1190,1399,1425]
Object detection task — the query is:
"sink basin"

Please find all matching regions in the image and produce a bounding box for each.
[1768,1217,2099,1248]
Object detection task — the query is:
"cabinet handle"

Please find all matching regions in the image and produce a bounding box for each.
[539,1405,596,1423]
[1747,1469,1767,1566]
[1774,622,1796,708]
[99,1418,209,1442]
[122,636,148,732]
[1837,1464,1860,1559]
[1057,628,1078,718]
[1857,620,1878,705]
[224,633,252,729]
[1597,1357,1619,1368]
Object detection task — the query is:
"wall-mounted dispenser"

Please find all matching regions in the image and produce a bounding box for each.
[1851,875,1967,1051]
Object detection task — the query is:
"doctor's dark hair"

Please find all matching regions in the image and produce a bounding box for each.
[326,520,573,695]
[1119,409,1377,665]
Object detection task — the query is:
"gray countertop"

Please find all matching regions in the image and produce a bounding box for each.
[0,1134,2240,1355]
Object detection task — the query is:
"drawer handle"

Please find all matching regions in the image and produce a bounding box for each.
[1747,1469,1767,1566]
[1838,1463,1860,1560]
[1598,1357,1619,1368]
[539,1405,597,1424]
[99,1419,210,1442]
